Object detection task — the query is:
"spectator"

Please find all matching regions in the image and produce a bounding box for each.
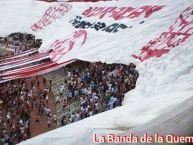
[58,61,138,127]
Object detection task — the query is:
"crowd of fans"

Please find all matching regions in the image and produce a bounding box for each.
[0,53,138,144]
[0,32,42,56]
[59,61,138,126]
[0,31,139,144]
[0,77,56,145]
[0,32,56,145]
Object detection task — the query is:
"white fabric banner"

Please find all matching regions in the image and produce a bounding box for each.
[0,1,193,145]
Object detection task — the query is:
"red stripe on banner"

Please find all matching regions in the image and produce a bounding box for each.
[0,49,38,62]
[18,59,75,77]
[1,61,54,77]
[0,59,75,83]
[0,56,49,72]
[0,53,48,67]
[1,59,75,78]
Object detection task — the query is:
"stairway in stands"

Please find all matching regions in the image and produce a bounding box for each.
[44,67,80,126]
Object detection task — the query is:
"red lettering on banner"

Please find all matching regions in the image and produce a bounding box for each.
[49,30,87,62]
[31,4,72,32]
[128,6,151,18]
[84,7,106,18]
[112,7,135,20]
[98,7,117,19]
[133,5,193,61]
[82,5,163,20]
[82,7,93,16]
[144,6,163,18]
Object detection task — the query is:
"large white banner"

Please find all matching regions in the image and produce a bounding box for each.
[31,0,193,65]
[0,0,193,81]
[1,1,193,145]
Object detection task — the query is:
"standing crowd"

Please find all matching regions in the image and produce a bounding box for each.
[0,32,42,56]
[59,62,138,126]
[0,32,139,144]
[0,77,56,145]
